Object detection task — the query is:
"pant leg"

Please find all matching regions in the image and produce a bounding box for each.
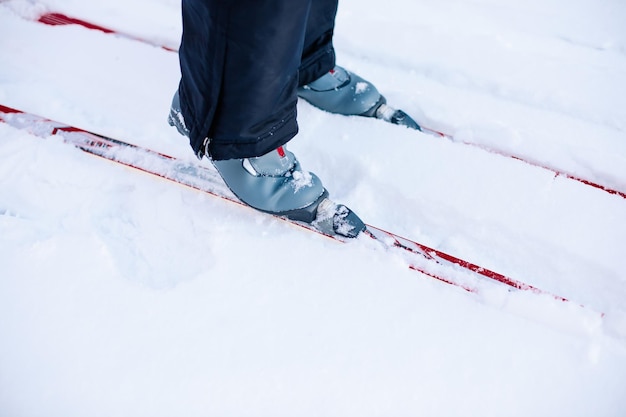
[178,0,312,160]
[298,0,339,86]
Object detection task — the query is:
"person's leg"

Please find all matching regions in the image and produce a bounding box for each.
[177,0,310,161]
[170,0,365,236]
[298,0,338,87]
[295,0,384,117]
[295,1,419,129]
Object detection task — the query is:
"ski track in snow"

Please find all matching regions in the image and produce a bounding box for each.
[1,0,626,416]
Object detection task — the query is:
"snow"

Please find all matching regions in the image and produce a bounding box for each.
[1,0,626,416]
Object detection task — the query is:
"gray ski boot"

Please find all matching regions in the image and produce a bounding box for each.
[167,91,190,138]
[168,91,366,238]
[297,65,420,130]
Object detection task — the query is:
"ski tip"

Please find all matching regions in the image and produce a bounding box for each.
[312,199,366,239]
[375,104,421,130]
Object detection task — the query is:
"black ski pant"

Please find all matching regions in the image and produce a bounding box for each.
[177,0,339,160]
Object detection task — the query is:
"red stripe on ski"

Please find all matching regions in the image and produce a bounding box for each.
[37,12,177,52]
[38,12,115,33]
[409,265,477,294]
[0,105,20,114]
[421,127,626,200]
[365,226,570,303]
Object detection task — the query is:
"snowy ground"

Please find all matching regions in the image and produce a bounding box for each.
[1,0,626,416]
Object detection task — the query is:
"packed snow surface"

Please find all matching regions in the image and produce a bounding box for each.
[1,0,626,416]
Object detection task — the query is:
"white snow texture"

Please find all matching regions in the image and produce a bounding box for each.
[1,0,625,416]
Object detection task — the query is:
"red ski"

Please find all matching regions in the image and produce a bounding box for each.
[1,103,598,316]
[22,10,624,200]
